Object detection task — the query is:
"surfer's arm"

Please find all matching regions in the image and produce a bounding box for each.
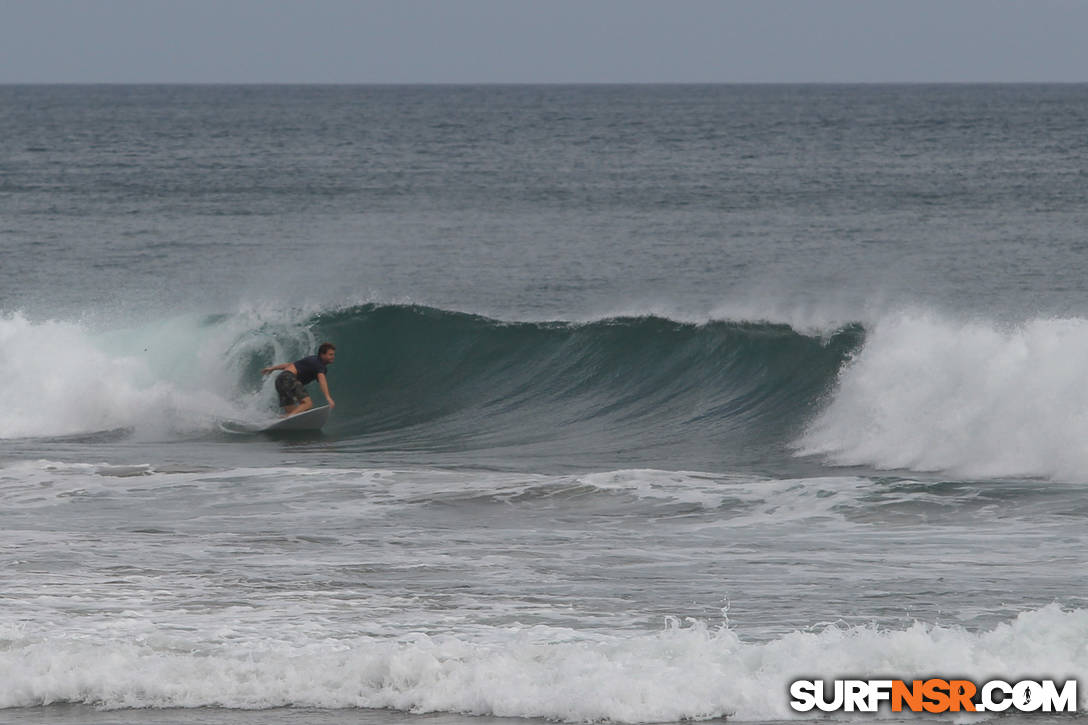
[261,363,291,375]
[317,372,335,408]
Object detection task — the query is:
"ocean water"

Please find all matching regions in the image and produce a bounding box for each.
[2,84,1088,723]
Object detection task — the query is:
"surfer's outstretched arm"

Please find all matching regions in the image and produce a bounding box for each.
[262,363,291,375]
[317,372,335,409]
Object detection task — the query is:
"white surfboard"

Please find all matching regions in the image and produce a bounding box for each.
[219,405,331,434]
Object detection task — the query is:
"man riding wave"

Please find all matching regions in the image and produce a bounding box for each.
[261,342,336,416]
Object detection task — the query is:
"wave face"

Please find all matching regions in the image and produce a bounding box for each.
[302,305,861,469]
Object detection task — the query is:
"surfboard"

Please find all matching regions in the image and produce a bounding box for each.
[263,405,330,431]
[219,405,331,434]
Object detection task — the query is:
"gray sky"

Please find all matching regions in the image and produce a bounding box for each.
[1,0,1085,83]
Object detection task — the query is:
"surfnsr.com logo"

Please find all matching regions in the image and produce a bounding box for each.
[789,679,1077,713]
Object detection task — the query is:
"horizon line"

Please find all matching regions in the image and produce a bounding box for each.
[2,80,1086,86]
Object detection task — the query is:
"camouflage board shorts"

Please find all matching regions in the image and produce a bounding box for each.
[275,371,308,407]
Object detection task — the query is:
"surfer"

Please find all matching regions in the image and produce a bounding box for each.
[261,342,336,416]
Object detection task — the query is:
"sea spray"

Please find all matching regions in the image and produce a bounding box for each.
[0,308,320,438]
[799,310,1088,480]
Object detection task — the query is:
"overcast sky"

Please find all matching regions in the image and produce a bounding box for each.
[1,0,1085,83]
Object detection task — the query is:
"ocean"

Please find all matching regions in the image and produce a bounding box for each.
[1,84,1087,723]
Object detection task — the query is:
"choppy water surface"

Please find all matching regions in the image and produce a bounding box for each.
[2,85,1088,723]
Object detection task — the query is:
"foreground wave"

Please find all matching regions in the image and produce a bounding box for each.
[3,606,1085,721]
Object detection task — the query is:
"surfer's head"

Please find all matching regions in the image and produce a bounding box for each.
[318,342,336,365]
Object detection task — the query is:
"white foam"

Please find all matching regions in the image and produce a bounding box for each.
[572,469,870,523]
[799,310,1088,480]
[0,308,316,438]
[1,606,1085,721]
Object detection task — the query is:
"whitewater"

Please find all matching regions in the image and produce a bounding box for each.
[3,84,1088,724]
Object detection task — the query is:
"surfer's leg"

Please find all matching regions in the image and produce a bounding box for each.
[282,397,314,417]
[275,372,306,410]
[278,373,311,416]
